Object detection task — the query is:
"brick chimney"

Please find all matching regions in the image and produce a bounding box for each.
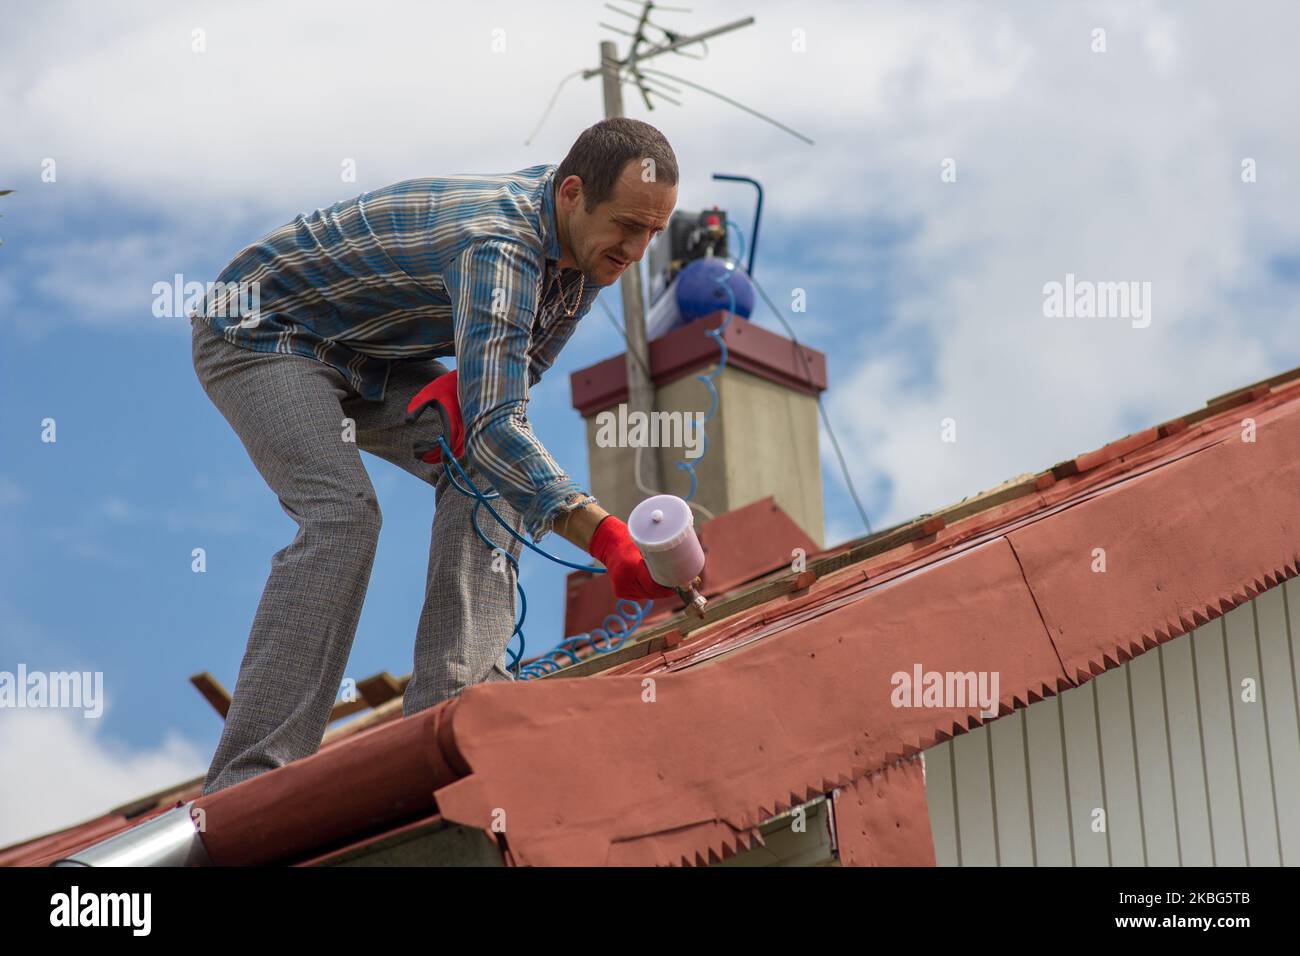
[569,311,828,547]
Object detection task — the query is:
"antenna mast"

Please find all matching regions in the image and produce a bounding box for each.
[587,4,754,494]
[529,3,809,497]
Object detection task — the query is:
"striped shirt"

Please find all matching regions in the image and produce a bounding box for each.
[191,163,602,543]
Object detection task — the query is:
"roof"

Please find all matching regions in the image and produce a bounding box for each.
[6,364,1300,867]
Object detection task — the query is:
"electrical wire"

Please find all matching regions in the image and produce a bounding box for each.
[515,597,651,678]
[742,274,873,535]
[600,280,715,520]
[433,247,736,675]
[669,222,744,506]
[597,296,652,380]
[637,66,815,145]
[638,217,873,536]
[523,68,586,146]
[599,292,708,518]
[633,444,715,520]
[432,433,657,679]
[434,209,872,678]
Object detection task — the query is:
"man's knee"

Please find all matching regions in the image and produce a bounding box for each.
[299,490,383,547]
[339,492,382,538]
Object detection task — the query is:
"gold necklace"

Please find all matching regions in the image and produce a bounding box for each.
[554,268,585,317]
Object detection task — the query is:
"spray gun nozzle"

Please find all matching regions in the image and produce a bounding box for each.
[676,584,708,619]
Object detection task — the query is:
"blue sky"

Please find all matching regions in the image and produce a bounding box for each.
[4,0,1300,845]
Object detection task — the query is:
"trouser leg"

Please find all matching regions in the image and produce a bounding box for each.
[190,317,382,795]
[346,357,526,716]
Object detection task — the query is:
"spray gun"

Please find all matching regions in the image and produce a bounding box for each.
[627,494,709,618]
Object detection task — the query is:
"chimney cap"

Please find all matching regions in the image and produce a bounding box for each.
[570,312,828,417]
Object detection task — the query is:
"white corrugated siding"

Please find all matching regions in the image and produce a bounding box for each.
[924,577,1300,865]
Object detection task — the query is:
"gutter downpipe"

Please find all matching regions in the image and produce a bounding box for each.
[51,696,469,866]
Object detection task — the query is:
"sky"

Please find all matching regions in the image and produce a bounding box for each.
[3,0,1300,847]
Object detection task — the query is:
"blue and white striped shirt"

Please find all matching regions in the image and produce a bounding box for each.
[192,163,602,542]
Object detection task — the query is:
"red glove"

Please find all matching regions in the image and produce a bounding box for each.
[406,370,465,464]
[588,515,677,601]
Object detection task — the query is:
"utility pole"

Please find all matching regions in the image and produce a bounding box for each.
[583,11,755,495]
[525,5,816,518]
[596,38,661,491]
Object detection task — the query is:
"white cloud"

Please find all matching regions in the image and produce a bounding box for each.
[39,524,135,569]
[15,232,211,332]
[0,476,27,508]
[101,496,135,522]
[0,706,205,849]
[810,0,1300,526]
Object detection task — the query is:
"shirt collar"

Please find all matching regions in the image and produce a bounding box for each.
[540,165,563,265]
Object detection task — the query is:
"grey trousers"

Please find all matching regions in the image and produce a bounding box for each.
[190,315,525,795]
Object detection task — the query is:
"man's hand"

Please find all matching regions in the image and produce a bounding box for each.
[406,370,465,463]
[587,514,678,601]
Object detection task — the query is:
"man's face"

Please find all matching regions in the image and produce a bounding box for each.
[556,161,677,286]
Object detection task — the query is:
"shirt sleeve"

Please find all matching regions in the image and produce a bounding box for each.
[444,239,597,544]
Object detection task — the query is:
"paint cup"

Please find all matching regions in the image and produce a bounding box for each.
[627,494,705,589]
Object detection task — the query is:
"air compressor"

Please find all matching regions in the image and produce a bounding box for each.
[644,173,763,341]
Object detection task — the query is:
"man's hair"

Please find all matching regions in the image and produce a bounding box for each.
[555,118,678,212]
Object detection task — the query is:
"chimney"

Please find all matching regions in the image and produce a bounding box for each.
[569,311,828,547]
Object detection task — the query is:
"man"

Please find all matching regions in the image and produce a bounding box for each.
[190,118,681,795]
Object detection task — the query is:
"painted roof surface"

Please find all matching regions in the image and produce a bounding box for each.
[5,365,1300,867]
